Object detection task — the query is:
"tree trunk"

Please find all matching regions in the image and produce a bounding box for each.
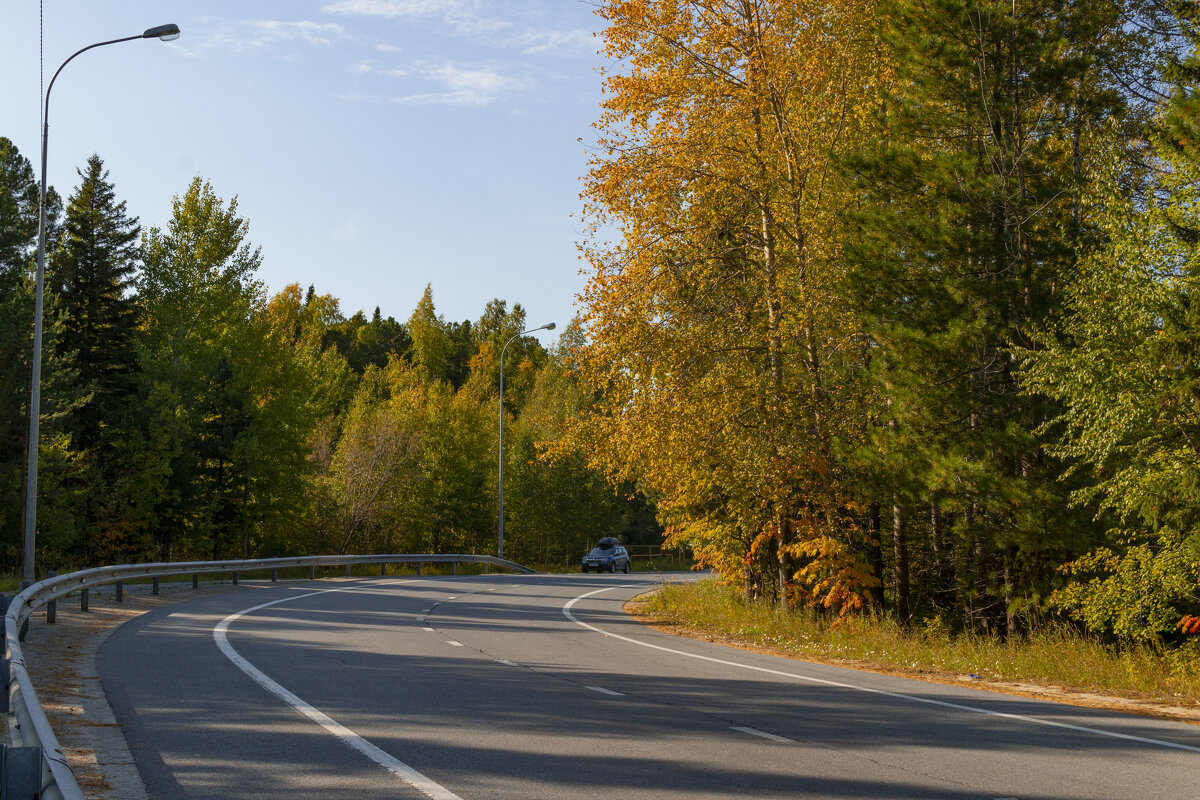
[868,502,884,611]
[893,497,910,625]
[1004,542,1018,636]
[776,513,791,611]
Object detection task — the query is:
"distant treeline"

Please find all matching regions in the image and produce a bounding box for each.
[0,144,659,573]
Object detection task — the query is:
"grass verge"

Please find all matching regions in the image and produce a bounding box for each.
[629,578,1200,720]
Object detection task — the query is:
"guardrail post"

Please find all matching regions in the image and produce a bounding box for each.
[192,573,199,590]
[416,563,422,576]
[80,587,89,612]
[152,576,160,595]
[232,571,239,586]
[115,581,123,603]
[0,595,7,714]
[345,563,351,578]
[46,571,57,624]
[309,565,316,580]
[380,563,386,577]
[271,569,278,583]
[452,562,457,576]
[1,744,43,799]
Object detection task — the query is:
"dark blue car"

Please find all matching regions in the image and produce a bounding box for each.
[581,537,631,573]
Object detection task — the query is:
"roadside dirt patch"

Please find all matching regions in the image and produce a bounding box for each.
[625,599,1200,726]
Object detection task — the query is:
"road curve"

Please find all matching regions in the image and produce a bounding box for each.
[99,573,1200,799]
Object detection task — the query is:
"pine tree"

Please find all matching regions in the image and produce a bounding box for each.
[0,138,42,564]
[843,0,1140,631]
[49,155,141,453]
[0,137,82,571]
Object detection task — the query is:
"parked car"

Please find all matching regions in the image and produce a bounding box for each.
[581,537,631,573]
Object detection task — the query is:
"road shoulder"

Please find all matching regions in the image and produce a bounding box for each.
[18,583,245,799]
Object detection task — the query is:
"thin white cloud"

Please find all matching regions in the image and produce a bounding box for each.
[323,0,470,15]
[403,59,528,105]
[518,28,594,57]
[351,61,410,78]
[331,216,362,241]
[322,0,504,36]
[248,20,350,46]
[346,58,528,105]
[190,19,353,54]
[322,0,590,56]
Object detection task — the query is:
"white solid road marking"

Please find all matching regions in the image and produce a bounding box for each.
[215,582,464,800]
[563,586,1200,755]
[585,686,624,696]
[732,726,794,743]
[496,659,519,667]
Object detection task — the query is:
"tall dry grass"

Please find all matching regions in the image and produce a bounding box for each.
[632,579,1200,707]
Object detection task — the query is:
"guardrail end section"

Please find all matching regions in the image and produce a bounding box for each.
[1,744,42,799]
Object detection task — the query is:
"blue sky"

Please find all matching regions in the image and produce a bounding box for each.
[0,1,608,343]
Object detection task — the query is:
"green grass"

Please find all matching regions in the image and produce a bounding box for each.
[631,578,1200,708]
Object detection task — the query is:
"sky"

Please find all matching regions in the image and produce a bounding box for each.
[0,0,611,346]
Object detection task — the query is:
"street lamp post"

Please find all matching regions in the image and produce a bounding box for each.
[22,23,181,587]
[498,322,555,561]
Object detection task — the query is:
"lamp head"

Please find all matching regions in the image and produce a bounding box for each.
[543,322,556,331]
[143,24,181,41]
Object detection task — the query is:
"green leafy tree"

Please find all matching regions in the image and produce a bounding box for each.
[134,177,263,560]
[505,327,653,567]
[1020,128,1200,640]
[407,285,453,383]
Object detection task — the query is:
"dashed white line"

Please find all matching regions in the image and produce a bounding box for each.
[562,586,1200,755]
[422,627,435,632]
[446,641,464,647]
[495,659,519,667]
[732,726,793,743]
[585,686,624,696]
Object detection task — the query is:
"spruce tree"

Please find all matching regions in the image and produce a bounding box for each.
[49,155,141,453]
[843,0,1139,631]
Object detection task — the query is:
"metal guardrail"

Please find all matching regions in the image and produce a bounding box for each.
[2,553,534,799]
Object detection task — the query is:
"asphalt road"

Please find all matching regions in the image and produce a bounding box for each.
[98,573,1200,799]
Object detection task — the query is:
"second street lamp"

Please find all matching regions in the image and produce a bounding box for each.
[498,322,555,562]
[22,23,181,587]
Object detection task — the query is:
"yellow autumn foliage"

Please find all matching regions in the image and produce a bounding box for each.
[571,0,887,614]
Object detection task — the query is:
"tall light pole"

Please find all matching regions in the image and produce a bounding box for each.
[22,23,181,587]
[498,322,554,561]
